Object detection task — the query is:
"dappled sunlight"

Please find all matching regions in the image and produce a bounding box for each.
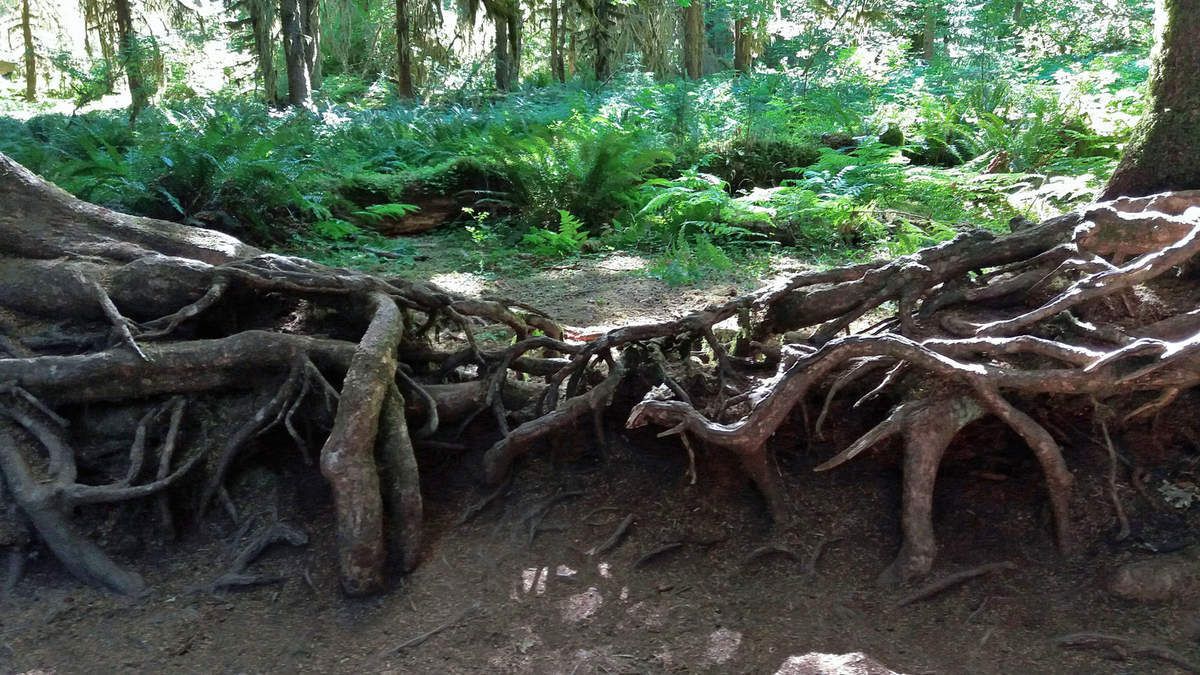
[428,271,488,298]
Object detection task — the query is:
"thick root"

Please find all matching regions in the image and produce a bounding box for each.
[4,149,1200,595]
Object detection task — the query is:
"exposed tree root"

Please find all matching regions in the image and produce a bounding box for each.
[893,561,1017,607]
[1055,632,1200,673]
[3,151,1200,596]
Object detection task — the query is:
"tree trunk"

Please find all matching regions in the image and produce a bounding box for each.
[922,1,937,61]
[396,0,415,98]
[733,16,752,74]
[567,15,577,77]
[113,0,148,122]
[682,0,703,79]
[549,0,564,82]
[249,0,278,106]
[1012,0,1023,26]
[1102,0,1200,199]
[20,0,35,102]
[494,11,512,91]
[302,0,321,91]
[593,0,612,81]
[508,12,522,87]
[280,0,312,107]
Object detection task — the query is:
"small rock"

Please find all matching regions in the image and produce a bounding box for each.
[1107,546,1200,603]
[879,125,904,147]
[775,652,901,675]
[704,628,742,665]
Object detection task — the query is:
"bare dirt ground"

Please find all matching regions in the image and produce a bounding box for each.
[2,237,1199,674]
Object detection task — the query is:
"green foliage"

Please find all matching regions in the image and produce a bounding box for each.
[312,218,361,240]
[480,113,673,230]
[649,234,735,286]
[632,173,770,248]
[352,202,421,225]
[521,210,590,258]
[0,15,1151,285]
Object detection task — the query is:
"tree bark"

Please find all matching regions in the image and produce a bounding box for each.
[489,3,520,92]
[280,0,312,107]
[21,0,35,102]
[682,0,704,79]
[733,16,752,74]
[494,12,512,91]
[113,0,148,121]
[301,0,321,91]
[1102,0,1200,199]
[396,0,415,98]
[249,0,278,106]
[592,0,613,81]
[922,1,937,61]
[549,0,564,82]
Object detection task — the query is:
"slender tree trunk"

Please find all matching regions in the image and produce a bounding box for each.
[494,11,512,91]
[280,0,312,107]
[250,0,278,106]
[1012,0,1023,26]
[593,0,611,81]
[396,0,414,97]
[21,0,35,102]
[508,12,521,87]
[922,2,937,61]
[567,12,577,77]
[549,0,564,82]
[733,16,752,74]
[1103,0,1200,198]
[682,0,703,79]
[302,0,321,91]
[113,0,148,121]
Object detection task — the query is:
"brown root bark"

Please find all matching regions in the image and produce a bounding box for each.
[4,149,1200,596]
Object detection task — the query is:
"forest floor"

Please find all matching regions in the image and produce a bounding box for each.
[1,231,1199,674]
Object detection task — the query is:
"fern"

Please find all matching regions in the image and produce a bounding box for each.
[312,218,362,240]
[352,203,422,224]
[521,210,590,258]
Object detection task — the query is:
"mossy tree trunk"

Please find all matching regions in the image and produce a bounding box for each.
[1102,0,1200,199]
[301,0,321,91]
[280,0,312,107]
[396,0,415,98]
[21,0,35,102]
[733,16,752,74]
[682,0,703,79]
[113,0,148,122]
[249,0,278,106]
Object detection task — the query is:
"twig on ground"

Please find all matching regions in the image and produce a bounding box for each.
[894,561,1017,607]
[1094,399,1131,541]
[526,490,584,545]
[385,602,482,655]
[1055,632,1200,673]
[588,513,635,555]
[209,522,308,592]
[634,542,685,569]
[741,544,803,570]
[456,476,513,526]
[806,537,843,578]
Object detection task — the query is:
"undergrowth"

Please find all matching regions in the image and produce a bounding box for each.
[0,49,1143,284]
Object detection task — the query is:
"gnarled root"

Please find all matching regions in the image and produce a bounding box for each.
[4,148,1200,595]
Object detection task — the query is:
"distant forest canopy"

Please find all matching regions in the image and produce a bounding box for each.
[0,0,1154,106]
